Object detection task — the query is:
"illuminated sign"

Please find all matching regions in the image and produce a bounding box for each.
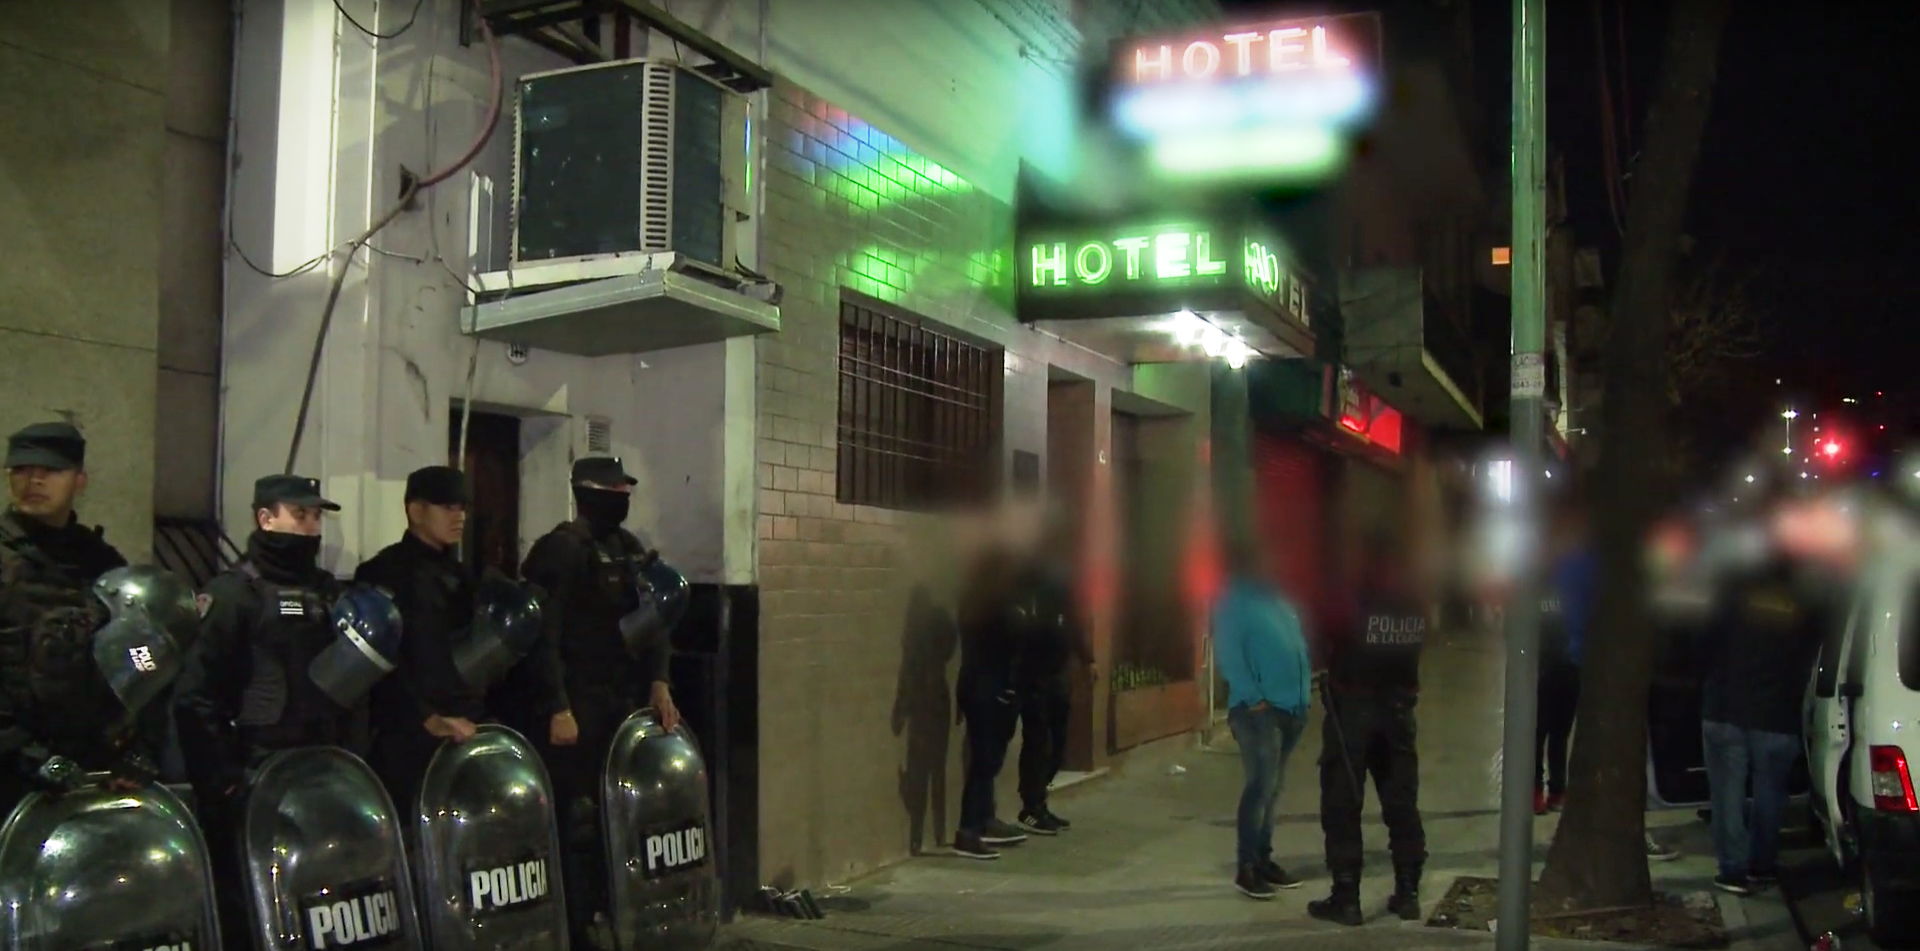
[1026,227,1232,290]
[1127,23,1352,84]
[1243,237,1309,328]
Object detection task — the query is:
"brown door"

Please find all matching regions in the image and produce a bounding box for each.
[449,408,522,578]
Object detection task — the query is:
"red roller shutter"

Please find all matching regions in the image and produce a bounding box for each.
[1254,434,1328,636]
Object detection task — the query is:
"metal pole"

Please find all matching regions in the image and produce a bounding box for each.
[1496,0,1548,946]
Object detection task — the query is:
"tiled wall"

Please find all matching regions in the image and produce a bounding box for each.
[752,77,1134,886]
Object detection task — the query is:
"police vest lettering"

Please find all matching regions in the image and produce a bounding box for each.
[468,857,551,913]
[643,824,708,877]
[101,937,196,951]
[303,887,403,949]
[1540,597,1561,616]
[279,593,308,617]
[1364,614,1426,646]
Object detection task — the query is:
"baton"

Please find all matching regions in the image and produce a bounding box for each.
[1318,677,1366,803]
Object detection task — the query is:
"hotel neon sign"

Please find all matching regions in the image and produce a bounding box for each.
[1023,226,1312,328]
[1125,22,1353,85]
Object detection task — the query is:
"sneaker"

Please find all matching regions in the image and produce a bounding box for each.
[1018,810,1063,835]
[1236,864,1277,900]
[1712,874,1752,895]
[1044,808,1071,830]
[1260,860,1303,889]
[1546,792,1566,812]
[1645,833,1681,862]
[952,831,1000,860]
[981,818,1028,845]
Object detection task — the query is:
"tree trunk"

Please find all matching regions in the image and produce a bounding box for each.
[1533,0,1733,912]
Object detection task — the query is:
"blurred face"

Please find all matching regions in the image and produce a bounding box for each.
[7,466,85,523]
[406,500,467,548]
[257,503,324,536]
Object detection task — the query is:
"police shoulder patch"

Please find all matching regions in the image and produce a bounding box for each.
[194,592,214,619]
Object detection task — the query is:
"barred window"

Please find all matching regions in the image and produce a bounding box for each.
[837,293,1002,511]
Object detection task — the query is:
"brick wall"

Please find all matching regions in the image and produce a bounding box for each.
[755,78,1050,887]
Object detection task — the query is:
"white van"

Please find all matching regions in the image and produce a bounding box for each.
[1802,504,1920,946]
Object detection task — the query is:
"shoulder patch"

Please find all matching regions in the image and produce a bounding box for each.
[194,592,214,618]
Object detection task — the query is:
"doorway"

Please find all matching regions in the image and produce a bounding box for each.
[449,407,522,578]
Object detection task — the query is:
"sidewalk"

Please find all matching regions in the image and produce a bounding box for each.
[724,635,1805,951]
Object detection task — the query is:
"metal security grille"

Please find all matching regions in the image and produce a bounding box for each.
[837,296,1001,511]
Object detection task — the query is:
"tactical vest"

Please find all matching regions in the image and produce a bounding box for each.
[554,521,644,684]
[0,518,115,754]
[231,563,351,749]
[1332,596,1426,696]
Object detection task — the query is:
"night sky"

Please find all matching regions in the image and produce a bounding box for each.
[1210,0,1918,466]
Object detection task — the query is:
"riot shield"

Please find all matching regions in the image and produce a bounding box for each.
[310,585,406,709]
[452,576,544,691]
[603,710,717,951]
[241,747,422,951]
[415,725,567,951]
[0,781,220,950]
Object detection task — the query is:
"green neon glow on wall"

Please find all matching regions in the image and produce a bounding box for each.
[1025,227,1230,290]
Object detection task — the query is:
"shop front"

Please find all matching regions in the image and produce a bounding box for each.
[1017,197,1317,758]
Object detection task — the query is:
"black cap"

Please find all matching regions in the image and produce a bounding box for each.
[5,422,86,471]
[405,465,470,506]
[572,456,637,487]
[253,474,340,512]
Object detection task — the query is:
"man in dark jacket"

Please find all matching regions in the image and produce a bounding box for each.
[952,541,1030,859]
[172,473,353,940]
[514,456,677,947]
[1535,501,1594,814]
[1698,545,1827,894]
[354,465,482,815]
[1011,512,1092,836]
[0,421,139,815]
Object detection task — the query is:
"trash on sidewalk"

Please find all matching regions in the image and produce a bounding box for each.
[1167,764,1188,776]
[757,885,826,919]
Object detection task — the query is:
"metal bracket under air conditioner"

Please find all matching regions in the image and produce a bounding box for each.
[462,252,782,359]
[461,0,774,93]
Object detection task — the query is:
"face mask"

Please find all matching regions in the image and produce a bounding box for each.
[574,487,631,529]
[257,529,322,567]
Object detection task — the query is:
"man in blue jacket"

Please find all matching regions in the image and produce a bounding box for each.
[1535,501,1594,814]
[1213,538,1313,900]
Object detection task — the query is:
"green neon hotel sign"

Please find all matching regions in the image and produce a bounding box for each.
[1026,227,1230,290]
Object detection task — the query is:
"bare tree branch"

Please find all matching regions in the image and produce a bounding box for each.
[1665,255,1765,405]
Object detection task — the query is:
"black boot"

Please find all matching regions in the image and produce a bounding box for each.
[1307,875,1363,926]
[1387,867,1423,921]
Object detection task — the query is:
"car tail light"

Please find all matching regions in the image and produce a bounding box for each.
[1869,745,1919,812]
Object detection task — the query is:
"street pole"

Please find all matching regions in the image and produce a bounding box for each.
[1496,0,1548,946]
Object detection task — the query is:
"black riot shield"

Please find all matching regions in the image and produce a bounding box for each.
[241,747,422,951]
[603,710,716,951]
[415,725,567,950]
[452,576,545,691]
[0,781,220,951]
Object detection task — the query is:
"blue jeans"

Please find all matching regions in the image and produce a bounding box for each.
[1229,703,1306,868]
[1701,719,1802,878]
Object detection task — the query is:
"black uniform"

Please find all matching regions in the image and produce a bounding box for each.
[354,468,484,817]
[0,423,138,816]
[1011,559,1084,827]
[516,457,668,943]
[172,475,350,939]
[1311,583,1429,923]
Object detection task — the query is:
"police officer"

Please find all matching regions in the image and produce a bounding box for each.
[0,421,143,814]
[1307,535,1429,926]
[354,465,484,814]
[516,455,679,947]
[171,473,352,938]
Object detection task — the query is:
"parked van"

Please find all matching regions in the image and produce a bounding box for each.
[1802,501,1920,946]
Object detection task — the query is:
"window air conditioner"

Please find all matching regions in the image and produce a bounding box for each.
[511,59,749,275]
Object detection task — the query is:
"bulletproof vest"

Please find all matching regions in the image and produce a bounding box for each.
[1539,588,1571,666]
[232,563,351,747]
[0,518,114,749]
[556,521,645,681]
[1333,594,1426,695]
